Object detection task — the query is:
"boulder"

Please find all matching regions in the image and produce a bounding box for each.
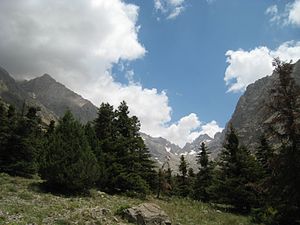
[123,203,171,225]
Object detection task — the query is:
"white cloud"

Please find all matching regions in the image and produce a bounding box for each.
[199,120,223,138]
[225,41,300,92]
[167,6,185,19]
[265,5,281,24]
[154,0,186,19]
[288,0,300,26]
[265,0,300,27]
[0,0,220,147]
[151,113,223,147]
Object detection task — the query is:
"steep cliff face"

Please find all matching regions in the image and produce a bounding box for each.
[210,60,300,156]
[20,74,98,123]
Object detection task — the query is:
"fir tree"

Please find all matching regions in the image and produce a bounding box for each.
[0,102,9,171]
[264,59,300,224]
[94,101,156,195]
[40,111,99,193]
[217,126,262,211]
[1,106,43,177]
[176,155,190,197]
[193,142,214,202]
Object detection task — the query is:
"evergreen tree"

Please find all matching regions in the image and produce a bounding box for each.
[40,111,99,193]
[175,155,190,197]
[263,59,300,224]
[0,102,9,171]
[193,142,214,202]
[256,136,273,176]
[94,101,156,196]
[217,126,262,211]
[0,105,43,177]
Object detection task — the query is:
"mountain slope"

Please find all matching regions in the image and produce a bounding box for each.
[0,67,57,123]
[210,59,300,155]
[20,74,98,123]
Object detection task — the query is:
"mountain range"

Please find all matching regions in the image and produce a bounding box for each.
[1,59,300,171]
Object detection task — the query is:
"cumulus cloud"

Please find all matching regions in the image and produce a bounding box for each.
[288,0,300,26]
[151,113,223,148]
[0,0,220,146]
[154,0,186,19]
[225,41,300,92]
[265,0,300,26]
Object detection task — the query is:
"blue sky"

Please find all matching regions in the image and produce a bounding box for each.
[115,0,299,126]
[0,0,299,146]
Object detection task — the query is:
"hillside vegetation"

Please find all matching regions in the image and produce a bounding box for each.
[0,173,253,225]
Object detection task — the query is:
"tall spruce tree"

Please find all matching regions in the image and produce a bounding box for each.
[264,59,300,224]
[0,102,9,171]
[175,155,190,197]
[40,111,99,193]
[94,101,156,195]
[193,142,214,202]
[217,126,262,211]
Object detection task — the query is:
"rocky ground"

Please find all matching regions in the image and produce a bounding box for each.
[0,173,254,225]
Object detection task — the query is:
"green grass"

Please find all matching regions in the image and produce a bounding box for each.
[0,173,254,225]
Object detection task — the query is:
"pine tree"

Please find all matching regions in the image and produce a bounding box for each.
[40,111,99,193]
[264,59,300,224]
[256,136,273,176]
[175,155,190,197]
[193,142,214,202]
[217,126,262,211]
[1,105,43,177]
[0,102,9,171]
[94,101,156,196]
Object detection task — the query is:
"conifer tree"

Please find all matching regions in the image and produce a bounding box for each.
[94,101,156,195]
[217,126,262,211]
[40,111,99,192]
[193,142,214,202]
[1,105,42,177]
[264,59,300,224]
[0,102,9,171]
[176,155,190,197]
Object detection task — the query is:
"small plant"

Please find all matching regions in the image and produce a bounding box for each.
[115,204,131,216]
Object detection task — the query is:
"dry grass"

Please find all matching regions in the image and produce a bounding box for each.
[0,173,254,225]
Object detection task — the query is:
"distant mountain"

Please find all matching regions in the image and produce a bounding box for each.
[141,133,181,171]
[19,74,98,124]
[181,134,213,155]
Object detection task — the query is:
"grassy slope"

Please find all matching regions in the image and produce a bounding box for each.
[0,173,254,225]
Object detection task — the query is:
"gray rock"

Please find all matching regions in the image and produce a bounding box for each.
[123,203,171,225]
[209,59,300,156]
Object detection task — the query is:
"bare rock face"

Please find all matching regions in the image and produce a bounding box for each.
[123,203,171,225]
[209,59,300,156]
[20,74,98,123]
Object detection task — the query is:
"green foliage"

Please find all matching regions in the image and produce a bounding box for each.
[94,101,156,195]
[255,59,300,224]
[115,204,131,216]
[216,126,262,212]
[174,155,191,197]
[193,142,214,202]
[0,104,43,177]
[40,111,99,192]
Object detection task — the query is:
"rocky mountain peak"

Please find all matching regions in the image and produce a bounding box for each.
[20,74,98,123]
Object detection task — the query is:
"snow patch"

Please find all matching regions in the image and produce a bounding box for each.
[189,150,197,155]
[165,146,171,153]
